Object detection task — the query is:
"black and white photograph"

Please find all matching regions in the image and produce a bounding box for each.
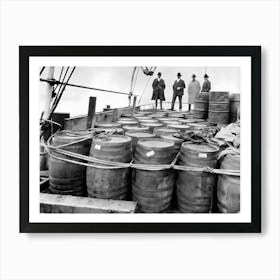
[20,46,260,233]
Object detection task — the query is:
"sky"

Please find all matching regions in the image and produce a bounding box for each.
[39,66,240,117]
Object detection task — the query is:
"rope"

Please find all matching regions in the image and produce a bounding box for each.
[137,74,153,105]
[46,134,240,175]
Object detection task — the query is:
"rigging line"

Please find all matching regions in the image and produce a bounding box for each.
[137,74,153,105]
[39,67,45,76]
[48,67,76,119]
[132,67,139,92]
[50,66,69,110]
[40,78,137,96]
[53,66,65,93]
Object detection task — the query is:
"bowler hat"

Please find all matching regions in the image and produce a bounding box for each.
[157,72,161,76]
[177,73,182,77]
[204,74,209,78]
[192,74,196,78]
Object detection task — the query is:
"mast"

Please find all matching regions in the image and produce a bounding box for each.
[41,66,54,120]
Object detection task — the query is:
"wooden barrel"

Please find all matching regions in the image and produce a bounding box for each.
[86,135,132,200]
[188,123,208,131]
[95,122,121,129]
[230,93,240,123]
[148,113,167,118]
[49,131,91,196]
[140,122,163,133]
[93,127,124,135]
[168,112,185,118]
[153,127,179,137]
[118,117,136,121]
[194,92,209,119]
[132,139,176,212]
[40,144,48,170]
[125,132,156,153]
[176,142,219,213]
[135,116,153,121]
[123,125,149,133]
[116,120,139,127]
[208,91,230,125]
[162,120,181,127]
[160,135,183,153]
[217,153,240,213]
[167,124,190,132]
[138,119,159,124]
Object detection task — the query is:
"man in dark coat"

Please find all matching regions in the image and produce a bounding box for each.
[152,72,165,109]
[201,74,211,92]
[171,73,185,110]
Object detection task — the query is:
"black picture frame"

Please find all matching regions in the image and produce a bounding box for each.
[20,46,261,233]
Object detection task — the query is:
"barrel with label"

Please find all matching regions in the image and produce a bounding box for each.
[217,153,240,213]
[208,91,230,125]
[86,135,132,200]
[132,139,176,212]
[153,127,179,137]
[160,135,184,153]
[230,93,240,123]
[176,142,219,213]
[95,122,121,129]
[49,131,91,196]
[125,132,156,153]
[140,122,163,133]
[193,92,209,119]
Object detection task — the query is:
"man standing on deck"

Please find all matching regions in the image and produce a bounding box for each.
[201,74,211,92]
[171,73,185,110]
[151,72,166,110]
[187,74,201,111]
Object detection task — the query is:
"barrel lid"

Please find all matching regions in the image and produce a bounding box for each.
[168,113,185,118]
[155,128,179,133]
[138,138,175,149]
[162,120,181,125]
[188,123,207,128]
[167,124,190,130]
[160,135,184,143]
[94,128,124,133]
[141,123,163,127]
[125,132,155,138]
[139,119,159,123]
[95,122,121,128]
[53,131,86,143]
[182,142,219,153]
[118,117,136,121]
[94,135,131,144]
[123,125,147,131]
[117,120,138,124]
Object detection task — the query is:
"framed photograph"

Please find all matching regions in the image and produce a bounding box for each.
[20,46,261,233]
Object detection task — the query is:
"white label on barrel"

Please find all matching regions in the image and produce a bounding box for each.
[94,144,101,150]
[146,151,155,157]
[198,153,207,158]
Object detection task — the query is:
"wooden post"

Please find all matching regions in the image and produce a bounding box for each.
[42,66,55,120]
[87,96,96,129]
[131,95,137,117]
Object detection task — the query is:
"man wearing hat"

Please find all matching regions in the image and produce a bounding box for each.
[171,73,186,110]
[201,74,211,92]
[187,74,201,111]
[151,72,166,110]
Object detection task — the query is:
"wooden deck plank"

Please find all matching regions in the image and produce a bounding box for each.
[40,193,137,214]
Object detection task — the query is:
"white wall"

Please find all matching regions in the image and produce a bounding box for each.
[0,0,279,280]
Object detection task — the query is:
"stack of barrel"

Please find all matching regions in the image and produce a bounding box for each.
[132,139,176,212]
[217,153,240,213]
[86,135,133,200]
[193,92,209,119]
[176,142,220,213]
[48,131,91,196]
[208,91,230,125]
